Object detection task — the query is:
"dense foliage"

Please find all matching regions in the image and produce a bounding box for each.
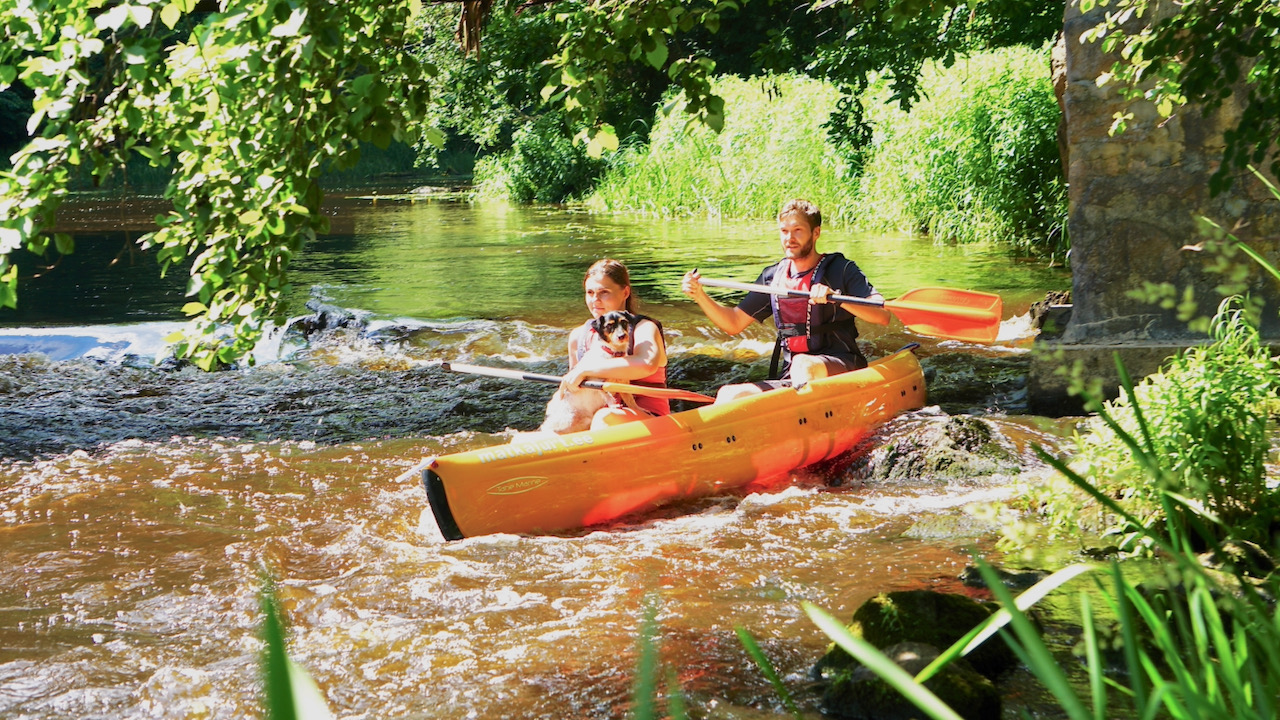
[855,46,1065,249]
[1025,299,1278,551]
[1082,0,1280,193]
[422,0,1062,202]
[589,48,1065,250]
[1,0,433,368]
[587,74,850,220]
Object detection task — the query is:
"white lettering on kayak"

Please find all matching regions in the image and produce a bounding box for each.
[487,476,551,495]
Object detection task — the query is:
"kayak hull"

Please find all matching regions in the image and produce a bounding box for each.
[423,349,927,539]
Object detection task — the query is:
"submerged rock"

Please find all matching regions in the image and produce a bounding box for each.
[821,641,1001,720]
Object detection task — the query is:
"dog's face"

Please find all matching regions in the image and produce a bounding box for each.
[593,311,636,354]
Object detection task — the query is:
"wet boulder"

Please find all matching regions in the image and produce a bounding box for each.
[290,299,371,338]
[844,413,1021,484]
[814,590,1017,683]
[819,641,1001,720]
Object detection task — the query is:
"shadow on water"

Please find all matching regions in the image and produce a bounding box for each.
[0,193,1080,718]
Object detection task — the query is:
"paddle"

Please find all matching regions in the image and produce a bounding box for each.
[442,362,716,403]
[697,278,1003,344]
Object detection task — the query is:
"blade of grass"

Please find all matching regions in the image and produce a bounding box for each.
[631,595,661,720]
[972,560,1093,720]
[803,602,967,720]
[1080,593,1106,720]
[734,627,802,719]
[664,667,688,720]
[260,578,334,720]
[915,563,1098,683]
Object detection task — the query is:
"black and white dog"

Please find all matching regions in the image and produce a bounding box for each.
[538,311,640,434]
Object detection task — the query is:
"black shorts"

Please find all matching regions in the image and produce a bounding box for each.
[753,352,868,390]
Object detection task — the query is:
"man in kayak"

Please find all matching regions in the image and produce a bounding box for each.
[681,199,890,402]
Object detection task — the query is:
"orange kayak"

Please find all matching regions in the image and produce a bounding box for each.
[422,348,927,539]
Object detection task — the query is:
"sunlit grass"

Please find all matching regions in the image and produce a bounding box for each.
[588,74,852,223]
[588,46,1065,254]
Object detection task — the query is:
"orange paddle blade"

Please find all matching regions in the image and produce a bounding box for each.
[884,288,1003,344]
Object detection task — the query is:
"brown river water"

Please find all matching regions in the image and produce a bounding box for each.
[0,188,1077,718]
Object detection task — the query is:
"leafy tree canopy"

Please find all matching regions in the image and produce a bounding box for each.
[1,0,434,369]
[3,0,1274,367]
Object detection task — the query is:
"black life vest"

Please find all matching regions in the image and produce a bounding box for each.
[765,253,861,379]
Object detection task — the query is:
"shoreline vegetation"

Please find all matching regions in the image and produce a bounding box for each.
[476,46,1066,255]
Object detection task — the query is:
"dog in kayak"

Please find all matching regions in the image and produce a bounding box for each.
[538,311,642,434]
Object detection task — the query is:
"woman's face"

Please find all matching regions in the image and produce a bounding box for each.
[584,275,629,318]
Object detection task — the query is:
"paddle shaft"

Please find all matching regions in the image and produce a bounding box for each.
[697,278,998,322]
[442,362,714,403]
[699,277,874,307]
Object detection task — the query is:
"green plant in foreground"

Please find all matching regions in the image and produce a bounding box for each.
[793,354,1280,720]
[260,578,334,720]
[1030,298,1278,551]
[630,593,688,720]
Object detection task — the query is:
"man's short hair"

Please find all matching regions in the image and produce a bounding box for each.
[778,199,822,229]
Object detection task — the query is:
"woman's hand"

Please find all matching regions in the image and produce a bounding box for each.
[560,363,592,392]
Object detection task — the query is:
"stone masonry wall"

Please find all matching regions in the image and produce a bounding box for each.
[1062,2,1280,342]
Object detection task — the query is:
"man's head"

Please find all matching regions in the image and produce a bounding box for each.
[777,199,821,230]
[777,199,821,262]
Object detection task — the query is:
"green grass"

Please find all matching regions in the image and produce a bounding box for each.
[854,45,1066,251]
[588,74,853,222]
[587,47,1066,253]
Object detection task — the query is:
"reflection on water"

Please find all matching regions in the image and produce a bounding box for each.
[4,191,1069,333]
[0,193,1074,718]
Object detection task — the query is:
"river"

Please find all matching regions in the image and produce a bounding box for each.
[0,186,1075,718]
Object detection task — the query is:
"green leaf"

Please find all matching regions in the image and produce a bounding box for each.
[644,40,668,70]
[123,45,149,65]
[160,3,182,29]
[238,209,262,225]
[270,7,308,37]
[562,65,586,87]
[53,233,74,255]
[424,126,446,149]
[128,4,154,28]
[0,65,15,89]
[182,302,208,315]
[586,125,618,158]
[95,4,131,31]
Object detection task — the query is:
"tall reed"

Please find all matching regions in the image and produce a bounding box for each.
[589,47,1065,253]
[853,45,1066,250]
[588,75,856,222]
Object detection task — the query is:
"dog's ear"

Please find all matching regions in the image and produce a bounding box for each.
[592,314,608,337]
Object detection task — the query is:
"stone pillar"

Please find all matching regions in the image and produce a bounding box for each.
[1030,2,1280,414]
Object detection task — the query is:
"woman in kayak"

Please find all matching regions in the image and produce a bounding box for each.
[558,258,670,429]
